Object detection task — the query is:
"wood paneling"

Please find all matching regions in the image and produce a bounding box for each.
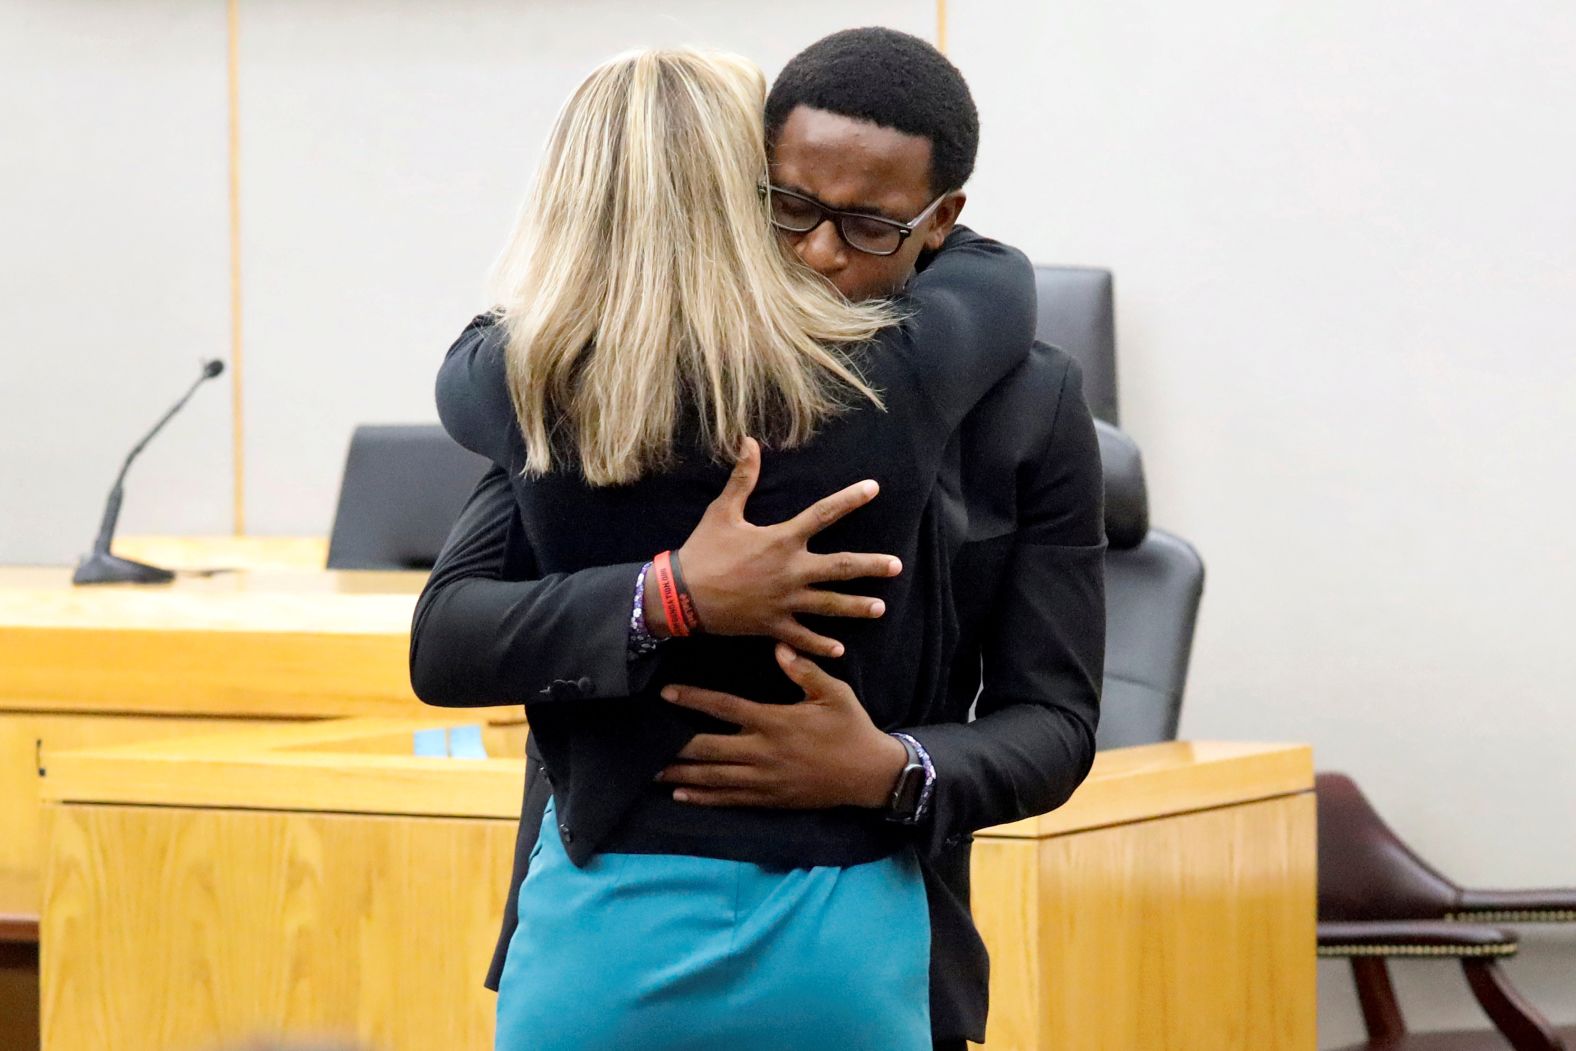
[1,567,516,919]
[2,626,415,717]
[971,793,1318,1051]
[0,713,287,916]
[42,804,515,1051]
[39,717,526,819]
[36,727,1313,1051]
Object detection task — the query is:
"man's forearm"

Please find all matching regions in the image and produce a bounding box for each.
[410,465,657,707]
[903,700,1097,852]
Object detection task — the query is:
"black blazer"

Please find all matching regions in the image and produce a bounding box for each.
[410,246,1106,1044]
[418,228,1045,873]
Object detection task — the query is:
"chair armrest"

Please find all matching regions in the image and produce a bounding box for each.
[1318,920,1518,958]
[1451,888,1576,923]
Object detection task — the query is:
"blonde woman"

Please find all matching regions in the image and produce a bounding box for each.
[420,49,1034,1049]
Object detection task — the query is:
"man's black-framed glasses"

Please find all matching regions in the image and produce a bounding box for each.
[761,183,948,257]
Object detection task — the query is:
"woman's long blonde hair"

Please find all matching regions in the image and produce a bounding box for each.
[490,48,894,486]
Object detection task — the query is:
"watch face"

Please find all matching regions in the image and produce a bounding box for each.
[892,763,925,817]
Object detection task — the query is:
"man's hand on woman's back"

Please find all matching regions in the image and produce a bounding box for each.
[660,438,902,658]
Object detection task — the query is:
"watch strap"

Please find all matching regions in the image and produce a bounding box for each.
[886,732,936,824]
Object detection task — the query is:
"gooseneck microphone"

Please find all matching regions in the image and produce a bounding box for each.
[72,359,227,586]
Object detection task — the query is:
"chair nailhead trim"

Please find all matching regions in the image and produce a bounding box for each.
[1446,910,1576,923]
[1317,943,1517,959]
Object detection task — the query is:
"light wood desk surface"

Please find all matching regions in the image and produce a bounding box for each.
[979,738,1313,839]
[0,565,427,717]
[113,535,331,573]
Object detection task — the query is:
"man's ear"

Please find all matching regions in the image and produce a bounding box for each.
[924,191,967,250]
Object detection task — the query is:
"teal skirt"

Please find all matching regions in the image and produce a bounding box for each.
[494,798,931,1051]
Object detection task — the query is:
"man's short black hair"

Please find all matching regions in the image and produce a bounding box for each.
[765,27,979,196]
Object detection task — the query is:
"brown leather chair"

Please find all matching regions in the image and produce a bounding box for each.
[1318,772,1576,1050]
[0,915,40,1051]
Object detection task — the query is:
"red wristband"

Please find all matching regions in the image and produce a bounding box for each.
[652,550,694,638]
[667,549,704,634]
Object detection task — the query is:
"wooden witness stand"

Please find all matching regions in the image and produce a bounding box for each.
[970,741,1316,1049]
[0,561,523,920]
[0,559,521,1051]
[2,555,1315,1050]
[39,726,1315,1051]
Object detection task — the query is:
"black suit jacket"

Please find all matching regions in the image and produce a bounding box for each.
[410,339,1105,1043]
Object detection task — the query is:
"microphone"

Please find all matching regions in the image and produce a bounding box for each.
[73,359,227,586]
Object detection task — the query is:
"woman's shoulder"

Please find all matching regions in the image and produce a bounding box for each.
[436,313,519,467]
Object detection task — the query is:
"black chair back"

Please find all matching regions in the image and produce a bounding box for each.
[1095,420,1205,749]
[1035,265,1118,425]
[326,424,491,571]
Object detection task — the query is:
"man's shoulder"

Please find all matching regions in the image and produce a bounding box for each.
[1018,340,1081,390]
[948,340,1087,541]
[969,340,1081,443]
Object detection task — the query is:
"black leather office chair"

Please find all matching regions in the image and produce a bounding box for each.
[1031,265,1200,746]
[326,424,491,571]
[1035,265,1118,425]
[1094,420,1205,749]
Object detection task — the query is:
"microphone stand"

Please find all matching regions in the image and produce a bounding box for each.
[73,363,223,586]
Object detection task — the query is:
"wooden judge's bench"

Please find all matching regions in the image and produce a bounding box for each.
[0,556,520,919]
[0,548,521,1051]
[2,550,1315,1051]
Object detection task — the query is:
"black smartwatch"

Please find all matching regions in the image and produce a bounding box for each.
[885,734,928,825]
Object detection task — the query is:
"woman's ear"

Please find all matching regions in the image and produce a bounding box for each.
[924,191,967,250]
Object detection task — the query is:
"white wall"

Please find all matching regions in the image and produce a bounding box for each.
[2,1,1572,1044]
[0,1,233,562]
[0,0,932,557]
[234,0,934,535]
[951,1,1576,1044]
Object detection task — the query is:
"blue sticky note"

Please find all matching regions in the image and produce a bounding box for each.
[448,724,488,760]
[413,729,448,757]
